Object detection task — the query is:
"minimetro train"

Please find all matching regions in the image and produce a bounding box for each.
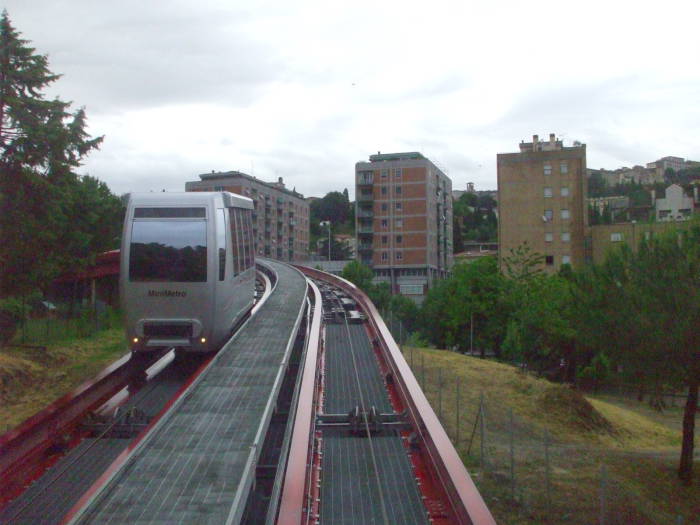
[120,192,255,353]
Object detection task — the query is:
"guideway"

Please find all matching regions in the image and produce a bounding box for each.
[68,260,307,525]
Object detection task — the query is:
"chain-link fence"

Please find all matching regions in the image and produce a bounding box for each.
[4,301,121,348]
[400,346,691,525]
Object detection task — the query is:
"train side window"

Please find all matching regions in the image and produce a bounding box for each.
[245,210,254,268]
[240,209,249,270]
[229,208,240,276]
[234,209,245,272]
[217,209,226,281]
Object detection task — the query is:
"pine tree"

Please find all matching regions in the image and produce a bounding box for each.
[0,10,105,296]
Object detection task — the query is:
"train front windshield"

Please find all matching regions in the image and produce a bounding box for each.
[129,217,207,283]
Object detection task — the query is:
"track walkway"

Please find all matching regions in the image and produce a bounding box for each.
[71,261,307,525]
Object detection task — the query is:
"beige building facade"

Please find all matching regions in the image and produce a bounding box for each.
[186,171,310,262]
[590,221,691,265]
[355,152,453,300]
[497,134,588,272]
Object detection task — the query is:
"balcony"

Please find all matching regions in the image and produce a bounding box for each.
[357,191,373,202]
[357,172,374,186]
[358,243,373,252]
[357,208,374,218]
[358,225,374,234]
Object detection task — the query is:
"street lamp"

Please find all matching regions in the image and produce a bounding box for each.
[320,220,331,261]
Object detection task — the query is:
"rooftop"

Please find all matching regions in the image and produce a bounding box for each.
[197,170,305,199]
[367,151,425,162]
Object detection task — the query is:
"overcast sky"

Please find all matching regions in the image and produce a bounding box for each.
[5,0,700,198]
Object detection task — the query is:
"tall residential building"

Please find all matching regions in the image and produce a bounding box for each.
[355,152,453,301]
[186,171,309,262]
[497,134,588,272]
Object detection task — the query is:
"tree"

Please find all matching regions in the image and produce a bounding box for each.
[310,191,351,225]
[575,227,700,483]
[419,257,507,355]
[317,235,352,260]
[0,11,105,296]
[341,260,374,291]
[452,215,464,253]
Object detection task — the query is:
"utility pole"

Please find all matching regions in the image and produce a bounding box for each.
[320,220,332,261]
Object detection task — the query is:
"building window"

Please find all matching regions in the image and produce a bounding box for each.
[396,186,402,195]
[381,186,387,195]
[544,187,552,198]
[545,255,554,265]
[396,251,403,260]
[545,232,553,242]
[560,162,568,174]
[544,209,553,221]
[381,203,388,211]
[561,232,570,242]
[395,219,403,228]
[395,202,402,211]
[562,255,571,265]
[381,235,388,245]
[381,219,388,228]
[396,235,403,244]
[381,252,388,261]
[611,232,623,242]
[381,170,388,179]
[561,209,570,220]
[395,168,402,179]
[544,164,552,175]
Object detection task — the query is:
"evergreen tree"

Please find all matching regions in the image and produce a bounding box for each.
[0,11,105,296]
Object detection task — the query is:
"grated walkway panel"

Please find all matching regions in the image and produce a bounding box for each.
[73,261,307,525]
[320,324,428,524]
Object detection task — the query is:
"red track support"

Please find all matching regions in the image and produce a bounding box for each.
[0,350,165,507]
[277,278,323,525]
[291,266,496,525]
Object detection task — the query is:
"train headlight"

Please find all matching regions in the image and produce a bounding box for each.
[200,337,207,344]
[133,337,139,344]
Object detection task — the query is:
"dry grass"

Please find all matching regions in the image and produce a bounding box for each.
[404,346,699,524]
[0,329,127,431]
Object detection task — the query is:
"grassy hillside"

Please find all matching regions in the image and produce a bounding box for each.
[404,347,699,524]
[0,329,127,431]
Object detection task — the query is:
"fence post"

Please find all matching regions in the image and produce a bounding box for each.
[479,392,486,472]
[599,464,607,525]
[544,429,551,513]
[21,295,26,343]
[438,368,443,420]
[509,408,515,500]
[455,379,461,448]
[421,353,425,389]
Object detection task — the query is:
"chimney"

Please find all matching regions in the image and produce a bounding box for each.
[549,133,556,144]
[532,134,539,144]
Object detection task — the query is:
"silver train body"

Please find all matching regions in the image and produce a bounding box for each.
[120,192,255,353]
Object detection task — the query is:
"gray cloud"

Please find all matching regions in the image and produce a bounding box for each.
[8,1,282,113]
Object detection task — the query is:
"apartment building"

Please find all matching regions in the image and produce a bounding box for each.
[497,134,588,272]
[185,171,310,262]
[355,152,453,301]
